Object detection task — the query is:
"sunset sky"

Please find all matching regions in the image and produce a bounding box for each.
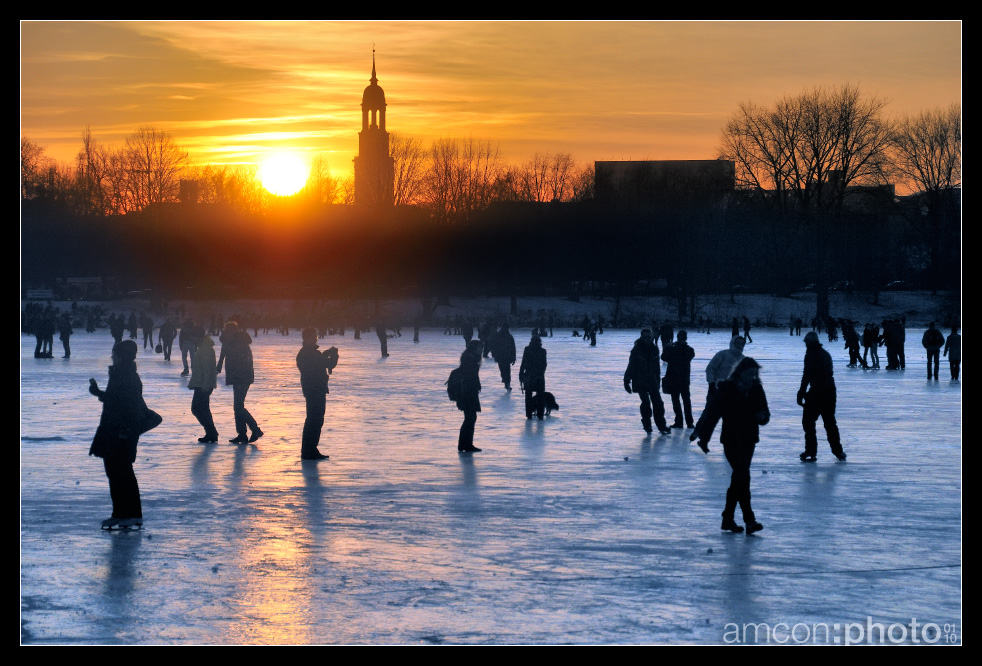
[21,21,961,179]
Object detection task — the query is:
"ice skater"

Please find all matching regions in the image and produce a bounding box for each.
[217,322,263,444]
[661,329,695,428]
[693,335,746,451]
[455,340,484,452]
[922,322,945,380]
[943,325,960,380]
[58,312,72,358]
[690,357,769,534]
[188,329,219,443]
[158,318,177,361]
[376,323,389,358]
[519,334,548,420]
[179,319,200,376]
[797,331,846,462]
[490,323,516,390]
[88,340,147,530]
[296,327,338,460]
[623,327,672,435]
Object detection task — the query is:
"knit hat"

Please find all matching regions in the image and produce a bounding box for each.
[113,339,138,363]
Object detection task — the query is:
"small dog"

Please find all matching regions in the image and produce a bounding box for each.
[528,391,560,416]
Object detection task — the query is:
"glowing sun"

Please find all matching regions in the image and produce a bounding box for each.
[259,153,309,196]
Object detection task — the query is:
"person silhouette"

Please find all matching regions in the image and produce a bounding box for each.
[519,334,548,420]
[922,322,945,381]
[297,327,336,460]
[88,340,146,530]
[943,325,961,380]
[624,328,672,435]
[662,329,695,429]
[188,331,219,443]
[797,331,846,462]
[490,323,516,391]
[455,340,484,453]
[690,357,769,534]
[217,322,263,444]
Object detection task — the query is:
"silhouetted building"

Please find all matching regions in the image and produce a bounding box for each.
[594,160,735,208]
[354,54,394,208]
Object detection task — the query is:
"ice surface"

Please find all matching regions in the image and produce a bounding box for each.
[21,326,961,644]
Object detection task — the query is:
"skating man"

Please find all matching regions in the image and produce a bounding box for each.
[296,327,337,460]
[489,323,516,390]
[624,328,672,435]
[943,325,961,380]
[690,357,769,534]
[217,322,263,444]
[455,340,484,452]
[922,322,945,381]
[797,331,846,462]
[661,329,695,428]
[375,323,389,358]
[519,334,548,420]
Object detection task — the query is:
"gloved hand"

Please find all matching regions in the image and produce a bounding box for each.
[796,391,805,406]
[624,381,632,394]
[88,378,101,397]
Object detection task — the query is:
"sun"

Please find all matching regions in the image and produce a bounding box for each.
[259,153,309,196]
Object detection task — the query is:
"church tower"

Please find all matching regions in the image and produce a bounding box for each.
[354,53,394,207]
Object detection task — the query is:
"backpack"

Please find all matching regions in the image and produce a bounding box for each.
[446,367,463,402]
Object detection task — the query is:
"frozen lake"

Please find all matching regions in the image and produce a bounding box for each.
[21,325,962,644]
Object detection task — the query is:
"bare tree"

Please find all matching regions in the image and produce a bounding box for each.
[424,137,503,223]
[570,163,595,202]
[98,145,135,215]
[516,152,551,202]
[890,104,961,292]
[389,133,427,206]
[124,127,188,211]
[891,104,961,195]
[302,156,348,206]
[547,152,576,202]
[21,137,52,200]
[719,85,893,317]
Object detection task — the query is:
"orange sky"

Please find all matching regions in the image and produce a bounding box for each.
[21,21,962,179]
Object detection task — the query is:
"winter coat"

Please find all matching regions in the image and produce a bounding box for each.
[297,342,331,397]
[218,330,255,386]
[159,320,177,343]
[624,337,660,393]
[694,380,769,449]
[490,330,516,365]
[188,334,217,391]
[661,341,694,393]
[922,328,945,352]
[89,362,145,462]
[455,350,482,412]
[519,340,548,392]
[706,340,744,385]
[944,332,961,360]
[798,343,836,398]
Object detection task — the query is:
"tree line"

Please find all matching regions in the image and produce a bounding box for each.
[21,130,595,222]
[22,85,959,311]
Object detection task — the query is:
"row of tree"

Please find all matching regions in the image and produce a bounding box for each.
[21,129,595,221]
[717,85,960,311]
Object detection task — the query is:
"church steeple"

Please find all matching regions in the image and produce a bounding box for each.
[354,51,394,207]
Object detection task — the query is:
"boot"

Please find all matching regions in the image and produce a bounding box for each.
[721,517,744,533]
